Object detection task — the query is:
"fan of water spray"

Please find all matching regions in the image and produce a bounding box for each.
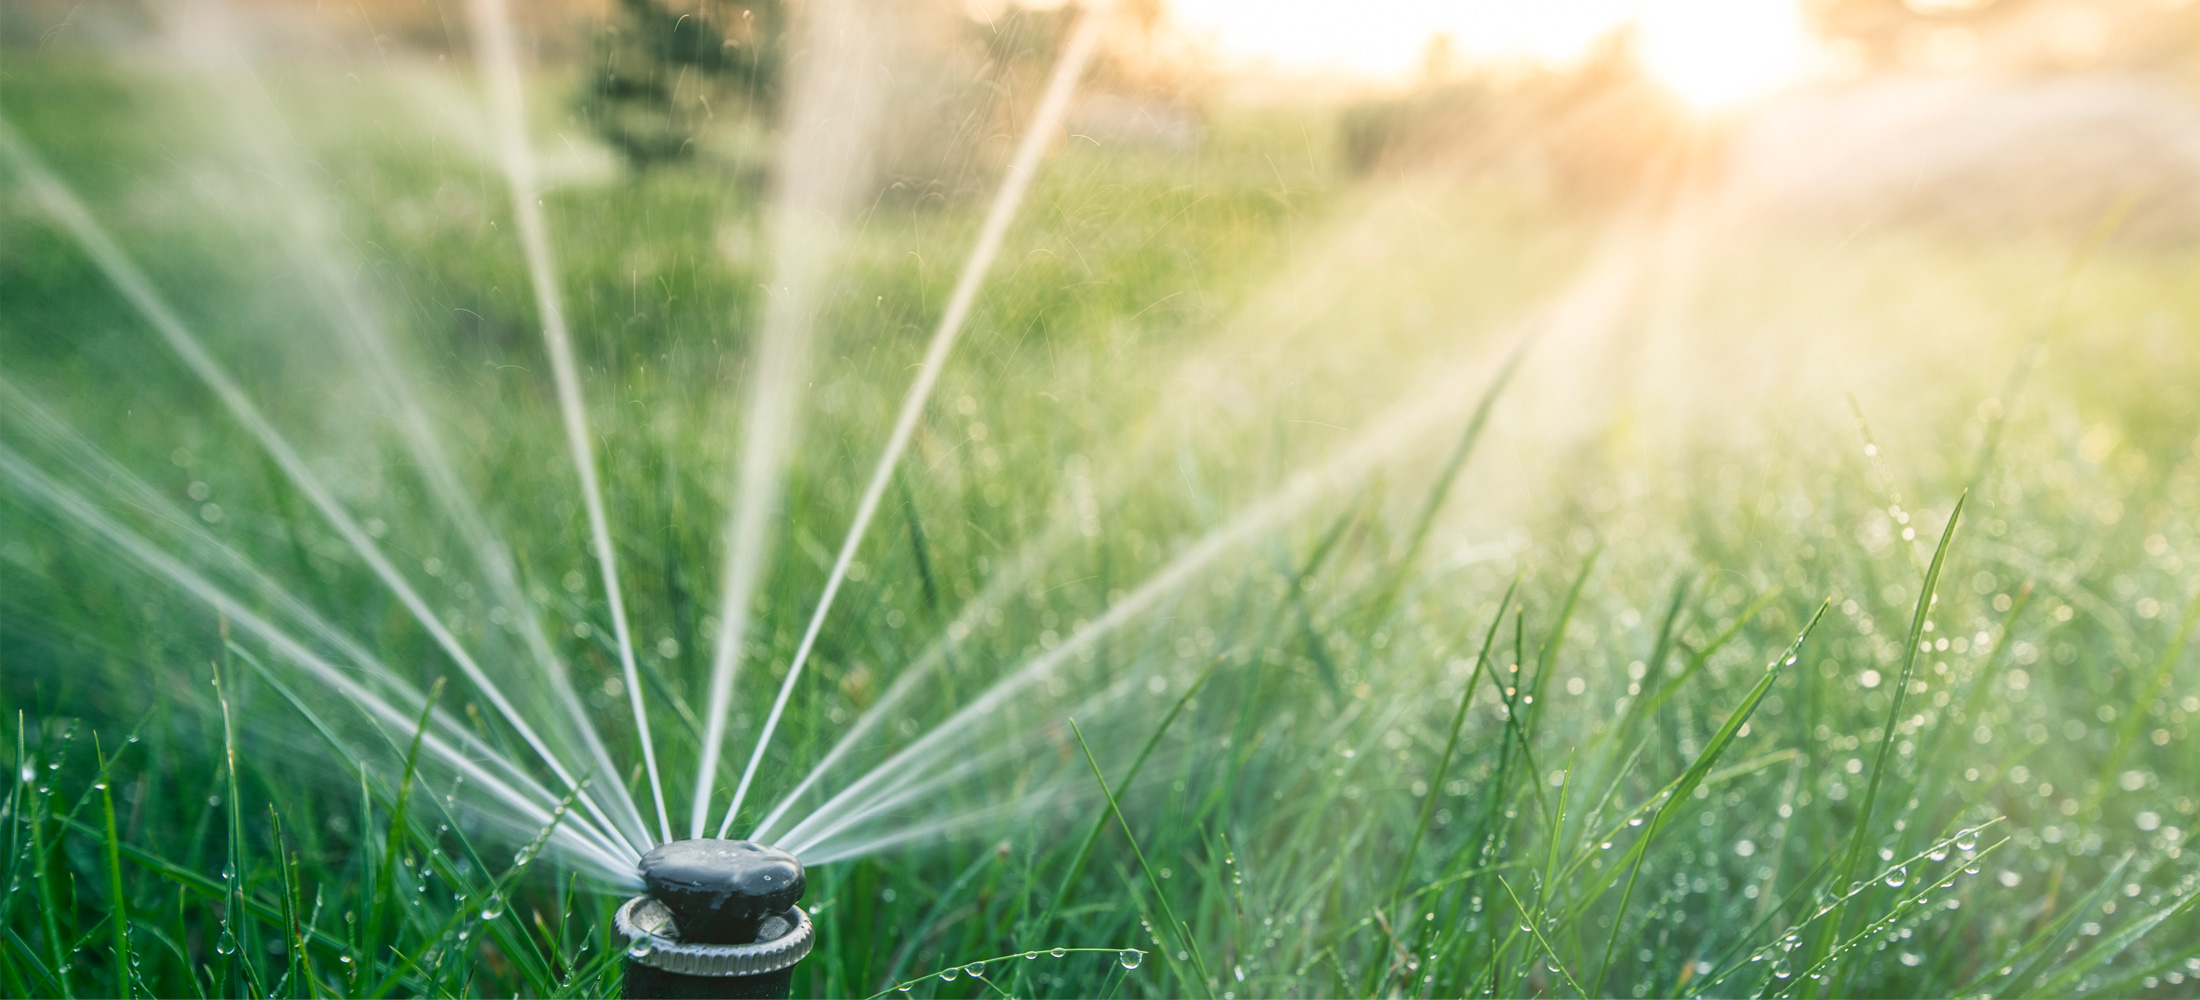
[16,3,2200,993]
[0,0,1635,992]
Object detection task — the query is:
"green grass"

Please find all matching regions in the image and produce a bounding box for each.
[5,37,2200,1000]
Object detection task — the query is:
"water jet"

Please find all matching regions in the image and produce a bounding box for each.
[618,840,812,999]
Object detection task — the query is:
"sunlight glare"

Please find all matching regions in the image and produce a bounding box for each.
[1166,0,1816,106]
[1637,0,1815,107]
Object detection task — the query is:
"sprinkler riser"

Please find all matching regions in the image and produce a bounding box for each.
[623,962,794,1000]
[621,839,811,1000]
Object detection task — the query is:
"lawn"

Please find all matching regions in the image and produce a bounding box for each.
[3,19,2199,1000]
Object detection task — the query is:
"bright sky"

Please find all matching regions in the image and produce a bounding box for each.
[1166,0,1822,107]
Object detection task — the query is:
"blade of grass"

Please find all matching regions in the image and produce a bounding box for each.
[214,658,272,999]
[1683,840,1849,997]
[1895,580,2035,863]
[1391,577,1517,907]
[53,817,356,955]
[28,733,70,998]
[367,779,581,998]
[1593,599,1832,994]
[1607,574,1695,754]
[2034,874,2200,997]
[1773,836,2013,998]
[880,847,994,989]
[1070,718,1215,999]
[5,927,59,996]
[866,948,1124,1000]
[1551,746,1803,903]
[1534,549,1598,694]
[1977,851,2136,998]
[1498,874,1586,997]
[1629,587,1783,728]
[95,734,130,999]
[1034,658,1220,936]
[1375,578,1519,996]
[1818,492,1966,978]
[896,471,944,620]
[1538,750,1573,920]
[365,676,445,979]
[1275,503,1364,699]
[265,804,297,998]
[1690,820,2000,996]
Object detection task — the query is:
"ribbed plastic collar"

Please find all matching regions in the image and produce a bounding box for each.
[615,895,815,978]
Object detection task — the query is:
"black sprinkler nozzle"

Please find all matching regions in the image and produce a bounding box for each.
[641,840,806,944]
[619,840,812,999]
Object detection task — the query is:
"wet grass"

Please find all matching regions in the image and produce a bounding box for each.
[5,39,2200,1000]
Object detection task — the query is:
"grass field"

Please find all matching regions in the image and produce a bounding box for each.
[4,19,2200,1000]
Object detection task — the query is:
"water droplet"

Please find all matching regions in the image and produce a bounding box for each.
[1885,866,1908,888]
[938,968,959,982]
[1119,949,1144,970]
[1629,817,1645,827]
[1235,964,1247,981]
[1955,831,1978,851]
[627,941,653,959]
[17,762,31,783]
[1928,848,1948,861]
[1023,951,1039,960]
[896,986,911,994]
[1050,947,1067,958]
[964,962,986,978]
[481,894,504,920]
[215,930,237,956]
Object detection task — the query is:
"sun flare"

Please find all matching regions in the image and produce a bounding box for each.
[1635,0,1817,107]
[1168,0,1817,106]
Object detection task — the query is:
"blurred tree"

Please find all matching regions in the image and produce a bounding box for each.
[1339,31,1687,207]
[870,0,1208,208]
[965,0,1185,95]
[578,0,782,173]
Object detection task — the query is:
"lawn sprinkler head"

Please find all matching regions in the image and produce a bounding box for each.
[618,840,812,999]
